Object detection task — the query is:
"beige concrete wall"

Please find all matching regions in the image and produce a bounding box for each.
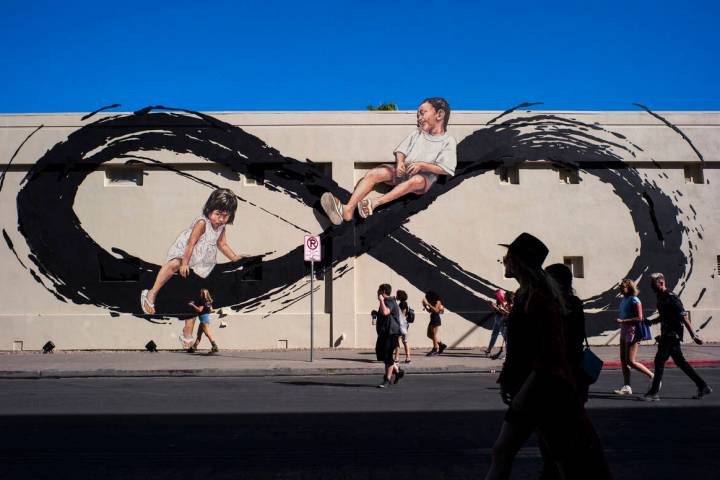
[0,110,718,350]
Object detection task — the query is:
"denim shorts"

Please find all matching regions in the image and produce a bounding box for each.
[199,313,211,325]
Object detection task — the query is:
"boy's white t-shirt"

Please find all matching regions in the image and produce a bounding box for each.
[393,129,457,176]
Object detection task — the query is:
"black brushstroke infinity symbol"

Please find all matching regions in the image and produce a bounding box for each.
[11,107,688,335]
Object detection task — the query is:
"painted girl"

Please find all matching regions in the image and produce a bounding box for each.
[140,188,245,314]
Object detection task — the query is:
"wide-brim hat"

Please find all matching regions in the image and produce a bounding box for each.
[500,232,549,270]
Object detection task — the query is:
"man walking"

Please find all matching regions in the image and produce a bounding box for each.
[642,272,712,401]
[374,283,405,388]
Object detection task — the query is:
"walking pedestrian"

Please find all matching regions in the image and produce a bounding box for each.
[642,273,712,401]
[395,290,413,363]
[486,233,611,480]
[423,290,447,356]
[187,288,219,354]
[545,263,589,404]
[613,279,654,395]
[374,284,405,388]
[486,289,509,358]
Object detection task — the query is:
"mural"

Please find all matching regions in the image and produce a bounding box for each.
[0,102,708,337]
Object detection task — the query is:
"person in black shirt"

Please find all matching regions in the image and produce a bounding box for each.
[546,263,588,404]
[374,283,404,388]
[642,272,712,401]
[487,233,610,480]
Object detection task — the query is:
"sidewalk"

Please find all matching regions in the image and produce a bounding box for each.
[1,344,719,379]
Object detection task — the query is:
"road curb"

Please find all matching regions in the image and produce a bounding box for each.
[0,365,504,379]
[2,360,718,379]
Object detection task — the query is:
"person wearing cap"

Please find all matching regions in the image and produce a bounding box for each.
[485,233,610,480]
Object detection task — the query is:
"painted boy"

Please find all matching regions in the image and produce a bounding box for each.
[321,97,457,224]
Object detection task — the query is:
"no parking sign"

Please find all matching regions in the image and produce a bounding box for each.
[304,234,321,262]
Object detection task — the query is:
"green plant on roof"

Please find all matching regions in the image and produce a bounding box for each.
[367,102,398,111]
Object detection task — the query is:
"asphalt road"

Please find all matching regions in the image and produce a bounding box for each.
[1,368,719,479]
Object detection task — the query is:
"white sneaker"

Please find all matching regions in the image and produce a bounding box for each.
[613,385,633,395]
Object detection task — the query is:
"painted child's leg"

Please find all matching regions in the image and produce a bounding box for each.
[146,258,182,311]
[182,318,196,341]
[342,166,393,221]
[373,174,426,209]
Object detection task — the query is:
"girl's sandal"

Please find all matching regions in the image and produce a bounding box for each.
[178,335,194,349]
[321,192,344,226]
[357,198,373,219]
[140,289,155,314]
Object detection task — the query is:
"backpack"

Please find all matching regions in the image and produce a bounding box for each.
[406,307,415,323]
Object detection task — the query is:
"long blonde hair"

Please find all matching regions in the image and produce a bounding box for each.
[200,288,213,304]
[620,279,639,296]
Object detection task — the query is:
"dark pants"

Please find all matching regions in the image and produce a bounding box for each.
[649,337,706,393]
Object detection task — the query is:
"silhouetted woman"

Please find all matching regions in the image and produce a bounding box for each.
[486,233,611,480]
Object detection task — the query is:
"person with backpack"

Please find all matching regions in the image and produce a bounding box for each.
[395,290,414,363]
[374,283,405,388]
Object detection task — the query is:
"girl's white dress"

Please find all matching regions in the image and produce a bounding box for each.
[166,216,225,278]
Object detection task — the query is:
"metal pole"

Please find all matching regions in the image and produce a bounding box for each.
[310,260,314,362]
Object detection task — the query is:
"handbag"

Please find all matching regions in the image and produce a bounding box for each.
[579,335,603,384]
[635,320,652,341]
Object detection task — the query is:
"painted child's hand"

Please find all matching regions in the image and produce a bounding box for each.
[396,160,406,177]
[180,263,190,278]
[406,162,423,176]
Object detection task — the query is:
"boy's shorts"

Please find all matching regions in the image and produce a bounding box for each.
[380,164,437,194]
[199,313,211,325]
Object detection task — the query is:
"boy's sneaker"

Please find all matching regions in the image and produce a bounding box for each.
[641,391,660,402]
[393,369,405,384]
[426,349,438,356]
[694,385,713,399]
[377,378,391,388]
[438,343,448,354]
[613,385,632,395]
[186,346,196,354]
[210,343,219,353]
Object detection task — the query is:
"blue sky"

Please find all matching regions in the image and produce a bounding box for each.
[1,0,718,113]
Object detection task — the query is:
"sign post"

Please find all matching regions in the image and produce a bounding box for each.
[303,234,321,362]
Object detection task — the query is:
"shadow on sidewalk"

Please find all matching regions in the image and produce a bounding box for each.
[275,380,375,388]
[321,357,378,364]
